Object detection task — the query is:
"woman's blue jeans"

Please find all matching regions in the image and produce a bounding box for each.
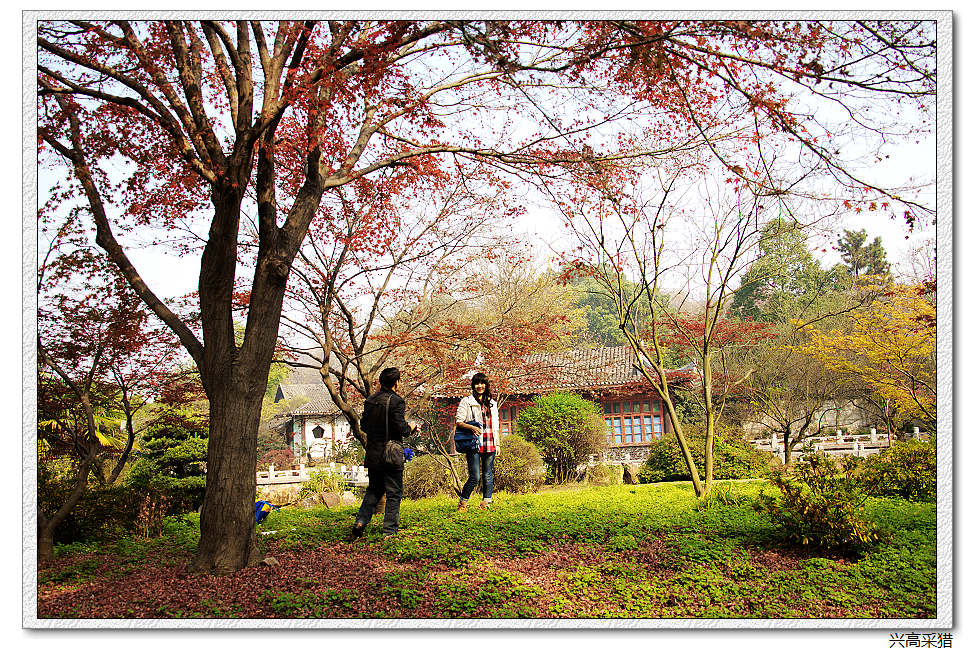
[460,451,496,502]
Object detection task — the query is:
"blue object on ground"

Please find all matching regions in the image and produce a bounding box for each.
[255,500,280,525]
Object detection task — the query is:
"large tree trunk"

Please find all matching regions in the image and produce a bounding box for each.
[189,386,265,575]
[38,527,55,565]
[189,186,281,575]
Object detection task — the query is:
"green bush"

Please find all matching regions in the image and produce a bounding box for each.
[758,454,881,554]
[638,423,772,483]
[855,440,936,502]
[323,439,365,466]
[517,392,606,483]
[403,454,467,500]
[493,435,545,493]
[126,404,208,515]
[38,481,149,544]
[297,468,346,499]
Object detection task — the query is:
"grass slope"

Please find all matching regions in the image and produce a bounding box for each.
[37,481,936,619]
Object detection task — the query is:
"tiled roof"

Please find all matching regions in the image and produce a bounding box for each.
[277,383,343,416]
[519,346,645,391]
[438,346,694,398]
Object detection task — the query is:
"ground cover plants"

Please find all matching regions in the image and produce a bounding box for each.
[37,480,935,620]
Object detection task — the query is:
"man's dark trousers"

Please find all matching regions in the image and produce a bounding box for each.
[355,464,403,536]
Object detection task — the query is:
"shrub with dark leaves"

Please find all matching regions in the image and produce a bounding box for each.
[257,448,297,471]
[39,481,149,544]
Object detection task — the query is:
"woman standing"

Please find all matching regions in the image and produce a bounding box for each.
[456,372,500,511]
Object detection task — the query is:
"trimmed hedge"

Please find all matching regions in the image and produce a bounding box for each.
[517,392,607,483]
[38,481,166,543]
[638,423,773,483]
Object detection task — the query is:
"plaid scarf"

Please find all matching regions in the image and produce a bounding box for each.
[478,404,496,453]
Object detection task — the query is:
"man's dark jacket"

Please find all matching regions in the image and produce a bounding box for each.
[359,388,411,468]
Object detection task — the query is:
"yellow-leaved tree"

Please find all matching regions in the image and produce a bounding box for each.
[794,280,936,432]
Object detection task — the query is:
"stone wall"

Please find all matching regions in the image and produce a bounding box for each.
[257,482,303,504]
[740,400,874,438]
[596,444,654,464]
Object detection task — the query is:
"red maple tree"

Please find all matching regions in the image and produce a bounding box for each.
[37,233,181,562]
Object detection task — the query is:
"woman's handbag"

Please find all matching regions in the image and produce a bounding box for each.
[454,404,482,454]
[382,395,405,469]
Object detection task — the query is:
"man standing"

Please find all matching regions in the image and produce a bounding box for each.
[352,367,416,539]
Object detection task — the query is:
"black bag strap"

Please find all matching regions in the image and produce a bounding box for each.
[385,394,392,444]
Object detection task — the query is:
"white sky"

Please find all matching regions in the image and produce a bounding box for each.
[51,52,937,302]
[516,138,937,285]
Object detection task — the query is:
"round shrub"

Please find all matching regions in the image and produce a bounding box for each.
[403,453,467,500]
[856,440,936,502]
[517,392,606,483]
[493,435,545,493]
[638,422,773,483]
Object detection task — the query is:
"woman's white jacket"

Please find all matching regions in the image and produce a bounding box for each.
[455,394,501,451]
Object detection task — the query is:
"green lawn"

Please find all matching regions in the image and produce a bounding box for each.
[37,480,937,619]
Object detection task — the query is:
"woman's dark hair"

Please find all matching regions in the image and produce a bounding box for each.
[471,372,493,405]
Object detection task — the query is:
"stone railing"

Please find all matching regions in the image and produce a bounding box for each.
[751,427,927,462]
[257,463,368,487]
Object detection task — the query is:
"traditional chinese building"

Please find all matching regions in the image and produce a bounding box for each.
[274,382,354,461]
[435,346,694,463]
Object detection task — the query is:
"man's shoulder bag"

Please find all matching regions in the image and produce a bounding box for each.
[382,394,405,469]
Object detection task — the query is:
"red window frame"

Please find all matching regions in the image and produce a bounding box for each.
[499,404,521,437]
[602,397,663,445]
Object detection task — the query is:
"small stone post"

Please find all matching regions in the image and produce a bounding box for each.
[870,428,877,443]
[268,464,275,479]
[913,427,921,440]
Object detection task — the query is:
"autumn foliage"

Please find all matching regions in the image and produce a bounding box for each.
[794,282,936,429]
